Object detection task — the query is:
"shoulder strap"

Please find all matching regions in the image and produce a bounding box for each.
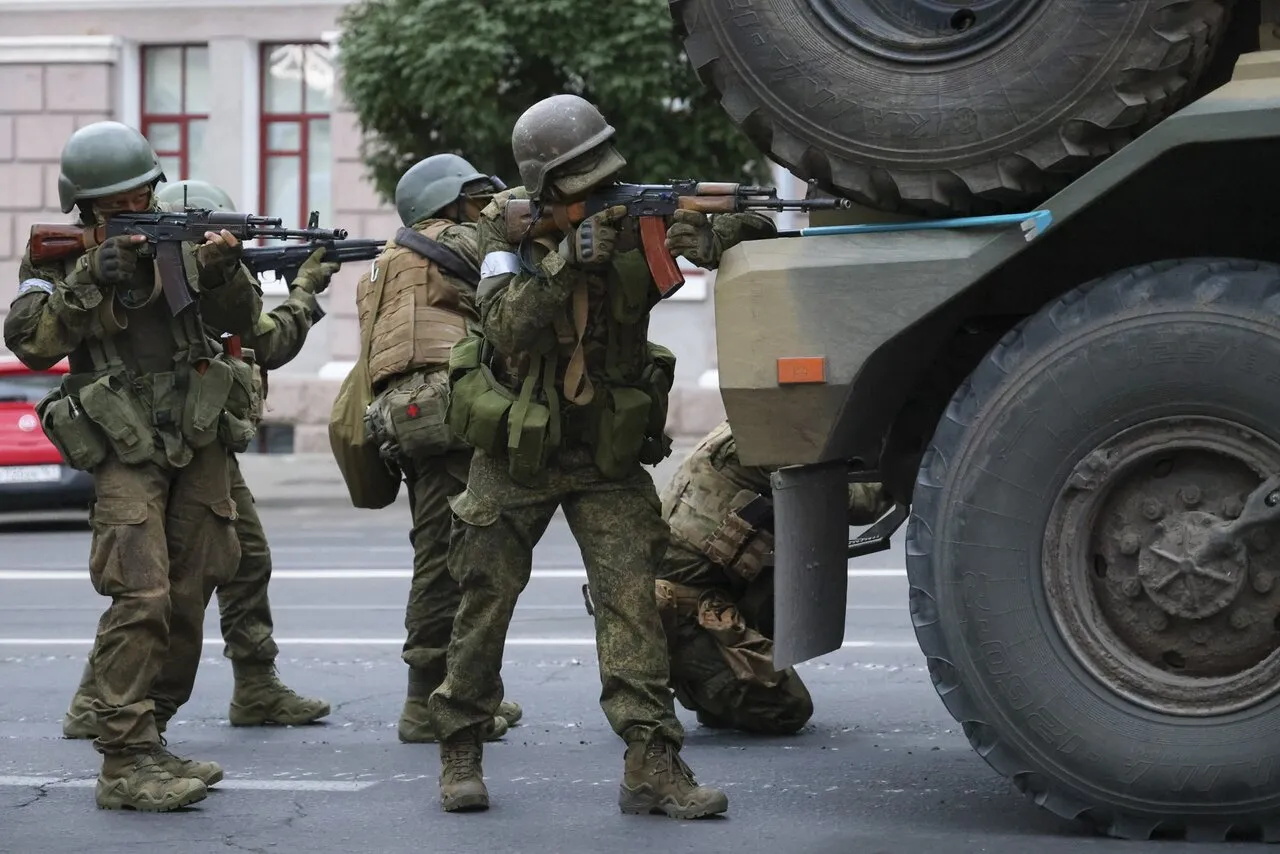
[394,226,479,288]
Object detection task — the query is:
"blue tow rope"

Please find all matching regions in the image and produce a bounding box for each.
[777,209,1054,243]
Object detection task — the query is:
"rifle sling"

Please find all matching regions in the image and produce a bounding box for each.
[393,227,479,288]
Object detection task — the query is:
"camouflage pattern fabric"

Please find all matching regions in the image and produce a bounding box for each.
[214,454,276,662]
[87,440,240,753]
[402,450,470,685]
[428,445,682,747]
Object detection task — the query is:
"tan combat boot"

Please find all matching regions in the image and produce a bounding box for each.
[61,661,98,739]
[439,733,489,812]
[95,751,207,812]
[155,738,223,786]
[229,661,331,726]
[618,739,729,819]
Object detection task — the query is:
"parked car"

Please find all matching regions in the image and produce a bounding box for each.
[0,357,94,512]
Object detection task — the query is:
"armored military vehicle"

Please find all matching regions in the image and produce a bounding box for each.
[673,0,1280,841]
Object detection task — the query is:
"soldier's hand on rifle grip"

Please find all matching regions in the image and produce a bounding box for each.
[292,246,341,295]
[88,234,147,286]
[559,204,628,269]
[665,209,718,268]
[197,228,243,272]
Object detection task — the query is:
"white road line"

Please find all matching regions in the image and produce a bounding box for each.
[0,637,920,648]
[0,568,907,581]
[0,775,375,792]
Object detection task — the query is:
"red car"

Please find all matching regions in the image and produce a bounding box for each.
[0,357,94,511]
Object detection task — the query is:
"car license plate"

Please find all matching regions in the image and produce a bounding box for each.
[0,464,62,484]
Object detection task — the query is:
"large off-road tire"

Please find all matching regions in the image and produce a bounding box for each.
[671,0,1234,216]
[906,258,1280,840]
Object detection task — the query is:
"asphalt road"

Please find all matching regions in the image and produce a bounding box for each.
[0,504,1227,854]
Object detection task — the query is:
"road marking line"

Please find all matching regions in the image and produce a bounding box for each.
[0,775,375,792]
[0,637,920,649]
[0,568,907,581]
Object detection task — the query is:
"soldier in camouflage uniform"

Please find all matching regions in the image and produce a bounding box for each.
[359,154,521,743]
[654,420,891,734]
[4,123,262,812]
[428,94,776,818]
[60,179,334,741]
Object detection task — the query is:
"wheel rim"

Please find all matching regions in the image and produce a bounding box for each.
[806,0,1047,64]
[1043,416,1280,717]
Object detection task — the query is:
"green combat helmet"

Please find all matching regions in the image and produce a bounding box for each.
[510,94,627,198]
[57,121,166,214]
[395,154,503,227]
[155,179,236,211]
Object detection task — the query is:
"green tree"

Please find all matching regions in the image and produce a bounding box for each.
[335,0,771,202]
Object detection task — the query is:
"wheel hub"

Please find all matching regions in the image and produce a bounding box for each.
[806,0,1047,64]
[1043,417,1280,717]
[1137,510,1248,620]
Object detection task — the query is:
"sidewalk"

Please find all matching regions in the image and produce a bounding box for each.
[236,439,700,508]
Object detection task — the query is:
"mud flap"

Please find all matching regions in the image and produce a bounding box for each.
[771,461,849,668]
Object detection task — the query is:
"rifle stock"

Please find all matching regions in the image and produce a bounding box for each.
[29,224,99,264]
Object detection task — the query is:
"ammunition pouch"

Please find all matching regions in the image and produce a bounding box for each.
[179,354,237,449]
[78,372,157,465]
[586,342,676,479]
[35,382,109,472]
[366,367,467,466]
[654,579,783,688]
[446,332,559,483]
[702,489,775,583]
[637,342,675,466]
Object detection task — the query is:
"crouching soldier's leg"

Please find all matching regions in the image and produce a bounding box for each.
[661,582,814,736]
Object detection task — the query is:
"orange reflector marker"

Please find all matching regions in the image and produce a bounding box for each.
[777,356,826,385]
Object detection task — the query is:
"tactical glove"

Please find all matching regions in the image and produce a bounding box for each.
[291,247,341,295]
[196,229,243,274]
[88,235,144,286]
[559,204,628,268]
[664,209,719,268]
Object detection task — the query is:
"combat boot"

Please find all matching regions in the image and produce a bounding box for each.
[229,660,331,726]
[439,733,489,812]
[95,751,207,812]
[397,669,517,742]
[155,738,223,786]
[619,739,729,819]
[61,661,98,739]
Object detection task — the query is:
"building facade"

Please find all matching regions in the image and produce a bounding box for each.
[0,0,807,450]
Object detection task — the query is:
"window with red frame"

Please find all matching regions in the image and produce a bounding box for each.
[259,43,333,230]
[140,45,211,184]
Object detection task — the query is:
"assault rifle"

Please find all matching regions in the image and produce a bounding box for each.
[502,179,852,296]
[28,209,349,316]
[241,238,386,284]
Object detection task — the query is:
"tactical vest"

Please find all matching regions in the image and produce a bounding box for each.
[447,190,676,484]
[659,420,774,583]
[358,220,475,392]
[34,244,257,473]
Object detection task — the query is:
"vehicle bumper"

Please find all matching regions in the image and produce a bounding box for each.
[0,465,94,512]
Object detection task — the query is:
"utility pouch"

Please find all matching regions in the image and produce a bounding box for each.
[35,384,109,471]
[592,386,652,479]
[180,355,236,449]
[79,373,157,465]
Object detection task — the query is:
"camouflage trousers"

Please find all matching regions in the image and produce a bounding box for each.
[401,450,470,694]
[665,597,813,735]
[214,454,277,664]
[87,440,239,755]
[428,446,683,746]
[74,452,279,721]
